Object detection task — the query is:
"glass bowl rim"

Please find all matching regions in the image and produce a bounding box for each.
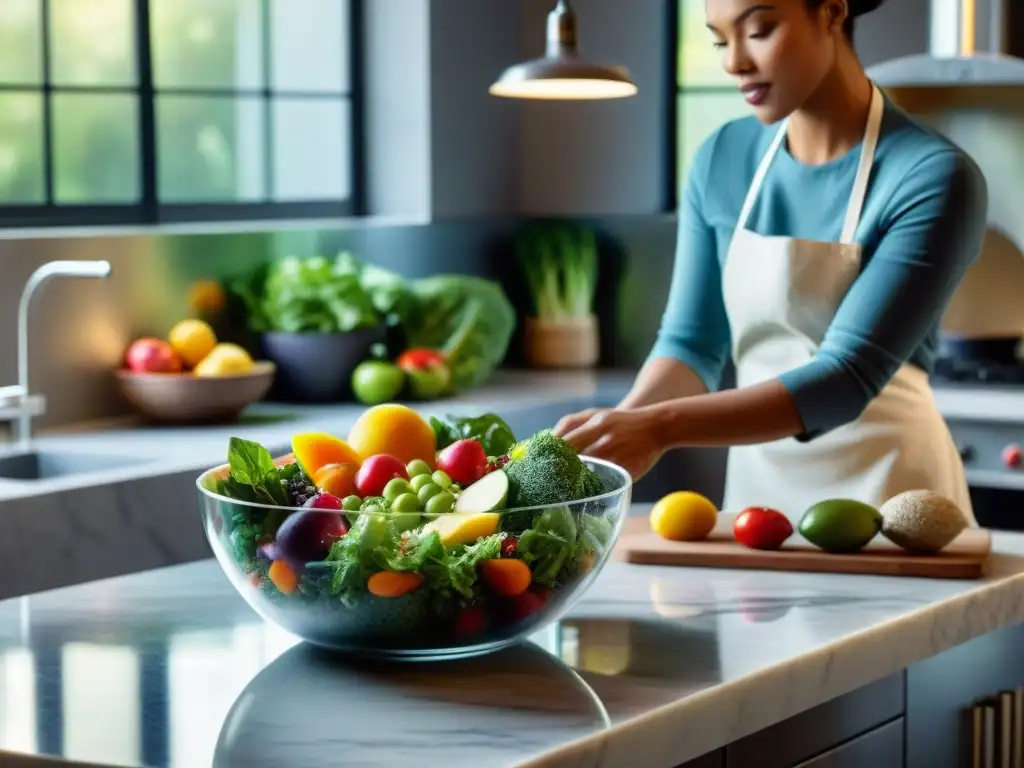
[196,454,633,517]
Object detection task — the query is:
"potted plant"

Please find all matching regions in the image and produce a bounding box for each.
[516,221,600,368]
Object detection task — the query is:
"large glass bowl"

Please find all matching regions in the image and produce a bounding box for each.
[196,456,632,660]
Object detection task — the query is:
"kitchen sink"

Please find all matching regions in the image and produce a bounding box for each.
[0,449,150,481]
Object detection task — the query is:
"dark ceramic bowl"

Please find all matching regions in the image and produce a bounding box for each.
[260,328,384,402]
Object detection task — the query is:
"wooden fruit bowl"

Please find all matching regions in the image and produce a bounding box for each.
[115,361,276,424]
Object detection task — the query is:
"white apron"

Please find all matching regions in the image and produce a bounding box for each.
[720,85,976,525]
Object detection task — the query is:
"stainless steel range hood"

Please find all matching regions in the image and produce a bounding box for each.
[868,0,1024,87]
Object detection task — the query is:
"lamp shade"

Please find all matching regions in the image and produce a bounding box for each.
[489,0,637,101]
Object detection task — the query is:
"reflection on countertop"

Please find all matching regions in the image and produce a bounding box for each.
[4,519,1024,768]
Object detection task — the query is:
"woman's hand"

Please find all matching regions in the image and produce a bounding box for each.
[553,407,666,481]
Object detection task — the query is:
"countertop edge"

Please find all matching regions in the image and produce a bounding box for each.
[516,560,1024,768]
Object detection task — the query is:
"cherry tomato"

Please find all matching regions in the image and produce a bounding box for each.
[397,348,447,370]
[733,507,793,551]
[436,439,489,487]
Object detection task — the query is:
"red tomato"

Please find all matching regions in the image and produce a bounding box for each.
[354,454,409,497]
[397,348,447,370]
[453,606,488,638]
[733,507,793,551]
[510,590,546,621]
[436,439,489,487]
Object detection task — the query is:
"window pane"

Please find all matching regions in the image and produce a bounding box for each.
[52,92,140,203]
[49,0,136,87]
[678,91,751,185]
[156,95,265,202]
[271,97,349,201]
[269,0,349,93]
[151,0,264,91]
[0,93,44,203]
[678,0,731,86]
[0,0,42,85]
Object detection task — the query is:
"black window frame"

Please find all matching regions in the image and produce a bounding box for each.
[670,0,742,212]
[0,0,364,229]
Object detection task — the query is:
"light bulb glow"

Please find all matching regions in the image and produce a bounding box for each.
[489,77,637,100]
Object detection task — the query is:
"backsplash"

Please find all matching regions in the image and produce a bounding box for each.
[0,216,678,431]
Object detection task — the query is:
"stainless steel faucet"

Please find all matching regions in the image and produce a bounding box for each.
[0,260,112,445]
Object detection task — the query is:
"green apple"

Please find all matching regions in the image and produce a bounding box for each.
[351,360,404,405]
[406,363,451,400]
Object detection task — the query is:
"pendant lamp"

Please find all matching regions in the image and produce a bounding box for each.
[489,0,637,100]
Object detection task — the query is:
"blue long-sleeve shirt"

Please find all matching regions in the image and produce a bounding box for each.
[650,98,988,441]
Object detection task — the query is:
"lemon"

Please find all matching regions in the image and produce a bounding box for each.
[194,343,254,377]
[650,491,718,541]
[168,319,217,368]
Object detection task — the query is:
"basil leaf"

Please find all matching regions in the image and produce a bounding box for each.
[227,437,287,505]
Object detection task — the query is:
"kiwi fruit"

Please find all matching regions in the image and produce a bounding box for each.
[879,490,968,553]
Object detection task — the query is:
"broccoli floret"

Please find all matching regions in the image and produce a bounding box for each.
[504,430,604,508]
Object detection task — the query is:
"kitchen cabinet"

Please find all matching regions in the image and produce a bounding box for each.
[726,673,903,768]
[676,620,1024,768]
[905,619,1024,768]
[675,674,903,768]
[791,720,903,767]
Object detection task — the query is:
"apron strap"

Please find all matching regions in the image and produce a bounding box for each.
[735,121,789,231]
[735,83,885,242]
[840,84,884,245]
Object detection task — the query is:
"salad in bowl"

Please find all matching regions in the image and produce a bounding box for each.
[196,405,632,659]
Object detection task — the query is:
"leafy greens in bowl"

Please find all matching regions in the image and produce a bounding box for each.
[227,253,516,392]
[196,422,631,660]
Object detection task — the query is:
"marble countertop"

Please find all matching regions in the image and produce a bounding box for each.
[3,506,1024,768]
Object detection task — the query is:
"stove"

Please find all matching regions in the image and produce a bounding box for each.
[934,356,1024,386]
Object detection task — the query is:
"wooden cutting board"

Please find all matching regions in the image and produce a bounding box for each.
[615,514,993,579]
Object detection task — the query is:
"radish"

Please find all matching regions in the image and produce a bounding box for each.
[436,439,488,487]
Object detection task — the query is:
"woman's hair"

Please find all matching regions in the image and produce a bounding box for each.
[807,0,886,40]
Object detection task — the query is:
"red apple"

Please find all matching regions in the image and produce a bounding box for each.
[125,338,183,374]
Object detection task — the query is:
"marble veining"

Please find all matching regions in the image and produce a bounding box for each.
[3,519,1024,768]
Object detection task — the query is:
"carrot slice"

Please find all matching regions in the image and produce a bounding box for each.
[268,560,299,594]
[367,570,425,598]
[480,558,532,597]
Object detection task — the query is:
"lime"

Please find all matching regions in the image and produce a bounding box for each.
[351,361,405,406]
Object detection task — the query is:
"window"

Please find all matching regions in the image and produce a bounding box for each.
[674,0,751,202]
[0,0,358,227]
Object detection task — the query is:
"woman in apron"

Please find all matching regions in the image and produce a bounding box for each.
[554,0,988,523]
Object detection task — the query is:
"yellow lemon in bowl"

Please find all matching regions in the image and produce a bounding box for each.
[168,319,217,368]
[650,491,718,541]
[194,343,254,377]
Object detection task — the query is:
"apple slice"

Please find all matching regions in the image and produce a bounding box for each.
[454,469,509,514]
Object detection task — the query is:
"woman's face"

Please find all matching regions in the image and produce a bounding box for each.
[705,0,846,123]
